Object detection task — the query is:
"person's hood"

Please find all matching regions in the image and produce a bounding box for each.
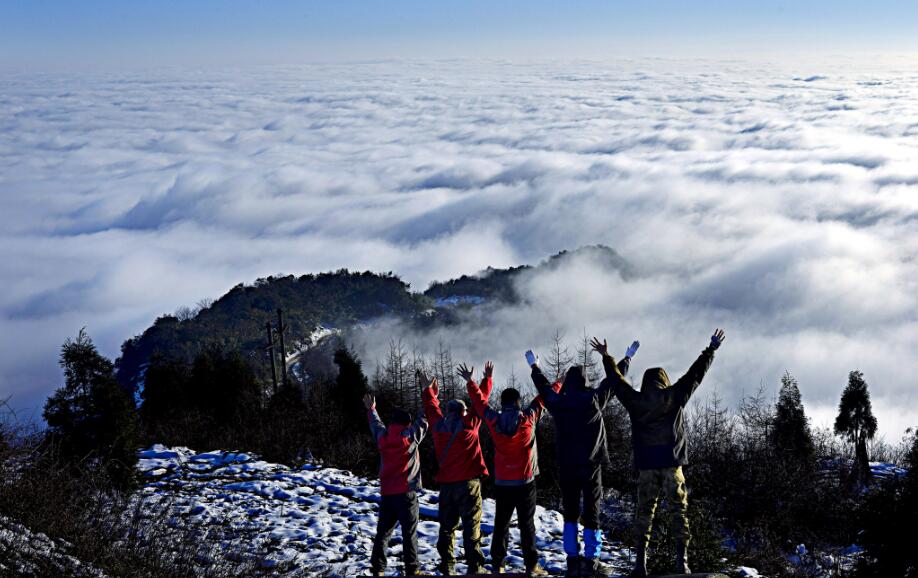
[563,365,588,392]
[496,406,522,436]
[641,368,671,392]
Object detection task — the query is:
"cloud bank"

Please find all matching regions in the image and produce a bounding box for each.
[1,59,916,438]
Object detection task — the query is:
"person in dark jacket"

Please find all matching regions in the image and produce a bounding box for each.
[420,368,489,575]
[528,340,639,578]
[364,393,429,577]
[596,329,725,577]
[464,361,558,577]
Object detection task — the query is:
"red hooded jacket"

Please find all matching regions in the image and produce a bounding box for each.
[367,406,428,495]
[422,380,490,484]
[466,379,560,485]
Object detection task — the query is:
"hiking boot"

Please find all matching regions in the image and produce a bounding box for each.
[628,543,647,578]
[526,562,549,577]
[675,540,691,574]
[565,555,582,577]
[491,558,505,574]
[469,562,490,575]
[435,562,455,576]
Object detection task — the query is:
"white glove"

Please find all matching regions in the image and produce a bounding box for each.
[525,350,539,367]
[625,340,640,358]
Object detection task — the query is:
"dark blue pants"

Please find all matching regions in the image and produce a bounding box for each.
[371,491,419,574]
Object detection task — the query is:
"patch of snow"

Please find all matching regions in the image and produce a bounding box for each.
[841,544,862,555]
[134,445,634,576]
[870,461,907,480]
[285,324,340,366]
[434,295,486,307]
[819,458,908,482]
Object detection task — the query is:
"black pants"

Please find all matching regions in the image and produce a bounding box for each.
[491,481,538,569]
[560,464,602,529]
[371,491,419,574]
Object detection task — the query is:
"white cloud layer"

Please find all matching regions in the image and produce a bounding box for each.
[1,59,916,439]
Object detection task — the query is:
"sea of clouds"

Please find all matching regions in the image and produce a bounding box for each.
[1,58,916,439]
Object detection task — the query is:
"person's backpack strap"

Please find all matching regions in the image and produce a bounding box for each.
[438,425,462,466]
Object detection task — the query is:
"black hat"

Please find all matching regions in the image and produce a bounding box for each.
[501,387,521,408]
[447,399,467,415]
[391,408,412,426]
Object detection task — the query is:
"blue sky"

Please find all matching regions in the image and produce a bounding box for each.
[2,0,917,68]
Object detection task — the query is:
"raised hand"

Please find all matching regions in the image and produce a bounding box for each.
[362,393,375,410]
[456,363,475,383]
[416,368,438,395]
[710,328,726,350]
[483,361,494,379]
[625,340,640,358]
[589,337,608,356]
[416,368,433,388]
[524,350,539,367]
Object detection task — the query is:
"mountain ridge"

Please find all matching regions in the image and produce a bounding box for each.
[116,245,631,388]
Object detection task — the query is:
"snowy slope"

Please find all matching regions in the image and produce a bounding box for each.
[0,514,108,578]
[136,445,635,576]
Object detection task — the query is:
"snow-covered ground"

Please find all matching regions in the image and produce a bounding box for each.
[869,461,907,481]
[136,445,635,576]
[134,446,908,577]
[287,325,339,366]
[0,514,108,578]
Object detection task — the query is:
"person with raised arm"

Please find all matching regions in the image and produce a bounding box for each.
[463,361,558,577]
[527,340,639,578]
[419,368,489,575]
[597,329,725,577]
[364,393,428,577]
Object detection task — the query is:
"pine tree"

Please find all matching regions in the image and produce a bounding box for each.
[433,341,459,400]
[693,387,734,463]
[545,329,574,383]
[139,355,191,445]
[190,347,263,448]
[505,367,520,392]
[834,370,878,485]
[855,429,918,576]
[382,339,411,409]
[43,329,138,489]
[373,339,413,412]
[772,371,815,463]
[575,329,601,384]
[332,347,370,434]
[262,378,309,464]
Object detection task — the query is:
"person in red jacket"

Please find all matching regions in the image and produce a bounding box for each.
[420,368,489,575]
[463,361,558,577]
[364,393,428,577]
